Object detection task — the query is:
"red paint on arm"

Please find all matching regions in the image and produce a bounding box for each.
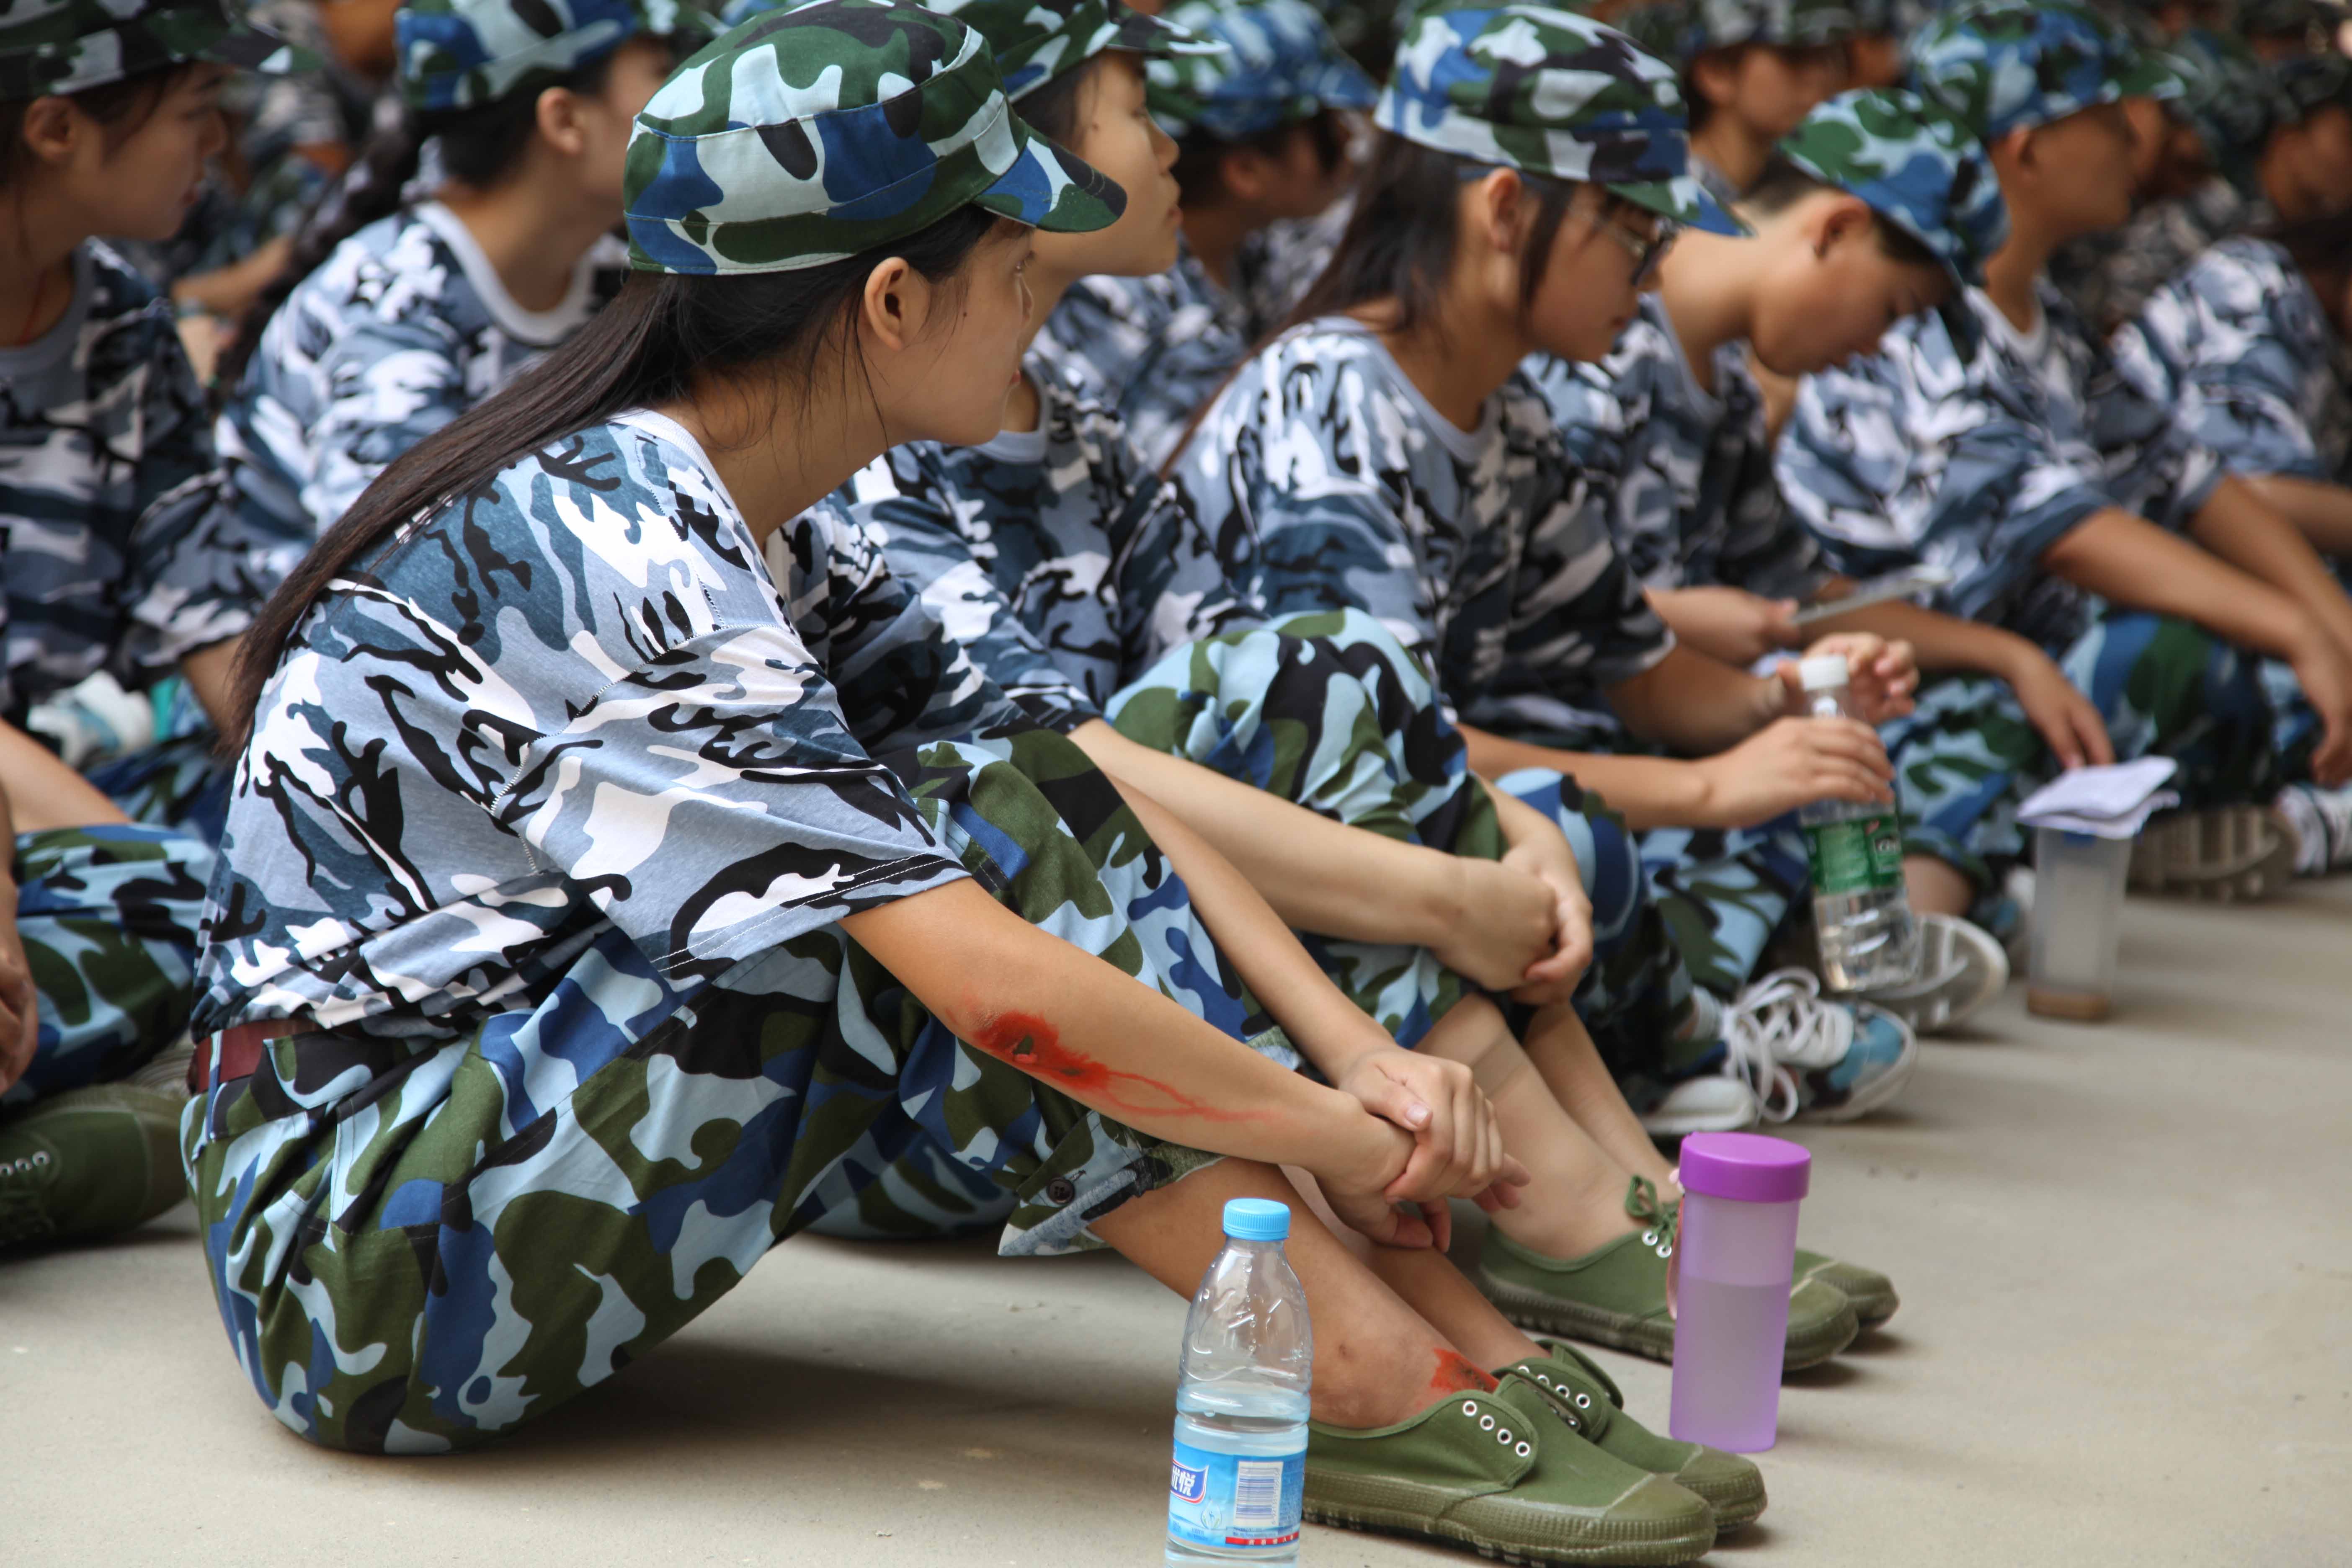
[1427,1347,1499,1396]
[967,1010,1266,1125]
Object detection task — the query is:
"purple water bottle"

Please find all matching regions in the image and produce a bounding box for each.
[1667,1132,1812,1452]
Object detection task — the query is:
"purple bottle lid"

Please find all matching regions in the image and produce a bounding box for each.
[1678,1132,1810,1204]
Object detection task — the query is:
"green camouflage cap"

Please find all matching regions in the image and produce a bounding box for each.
[1147,0,1377,143]
[1693,0,1857,49]
[2166,27,2277,189]
[2268,49,2352,124]
[398,0,714,111]
[622,0,1125,274]
[1777,86,2006,350]
[0,0,317,101]
[1905,0,2179,143]
[1377,3,1741,233]
[723,0,1224,101]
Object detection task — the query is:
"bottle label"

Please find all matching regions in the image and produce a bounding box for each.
[1804,811,1904,895]
[1167,1438,1305,1555]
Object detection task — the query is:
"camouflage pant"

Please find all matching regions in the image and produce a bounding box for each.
[1890,611,2307,889]
[4,824,211,1109]
[183,725,1291,1452]
[1106,609,1701,1073]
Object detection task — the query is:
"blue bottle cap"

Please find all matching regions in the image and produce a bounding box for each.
[1222,1198,1291,1241]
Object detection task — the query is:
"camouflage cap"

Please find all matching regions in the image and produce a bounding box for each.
[398,0,714,111]
[854,0,1221,101]
[622,0,1125,274]
[1691,0,1857,50]
[2167,28,2277,188]
[0,0,316,101]
[2268,49,2352,125]
[1146,0,1376,143]
[1377,3,1741,233]
[1776,86,2005,351]
[1847,0,1938,36]
[1905,0,2178,143]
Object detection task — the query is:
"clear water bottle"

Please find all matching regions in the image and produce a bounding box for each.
[1167,1198,1311,1565]
[1797,652,1919,990]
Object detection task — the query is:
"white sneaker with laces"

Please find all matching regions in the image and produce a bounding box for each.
[1637,1074,1760,1138]
[1857,912,2008,1036]
[1720,969,1919,1124]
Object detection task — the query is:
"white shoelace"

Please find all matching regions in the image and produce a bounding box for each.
[1719,969,1854,1124]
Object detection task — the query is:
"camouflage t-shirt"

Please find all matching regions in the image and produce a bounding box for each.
[1175,317,1673,739]
[2111,235,2352,486]
[217,202,623,548]
[834,371,1257,715]
[1030,243,1256,470]
[1777,281,2226,652]
[0,242,287,726]
[195,409,1016,1042]
[1529,293,1830,600]
[2047,177,2260,336]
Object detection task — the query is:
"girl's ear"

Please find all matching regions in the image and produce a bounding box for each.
[1689,49,1741,110]
[16,95,83,169]
[534,84,591,160]
[859,254,930,354]
[1473,166,1526,255]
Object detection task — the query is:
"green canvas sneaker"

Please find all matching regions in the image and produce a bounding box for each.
[1499,1345,1767,1531]
[1474,1178,1859,1370]
[1795,1247,1899,1326]
[1305,1368,1717,1565]
[0,1085,188,1248]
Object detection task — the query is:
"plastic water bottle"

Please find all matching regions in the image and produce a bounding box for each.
[1167,1198,1311,1565]
[1796,652,1919,990]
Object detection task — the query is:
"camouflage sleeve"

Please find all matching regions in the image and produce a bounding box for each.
[1712,383,1829,601]
[2073,306,2225,532]
[830,452,1102,728]
[119,321,292,676]
[1091,418,1263,678]
[2115,269,2333,482]
[1502,440,1673,693]
[304,313,477,532]
[769,496,1075,748]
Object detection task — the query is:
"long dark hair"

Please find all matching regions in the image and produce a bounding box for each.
[226,205,1001,741]
[214,46,634,389]
[2260,203,2352,302]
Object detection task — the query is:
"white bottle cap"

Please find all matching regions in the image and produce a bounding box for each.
[1798,653,1851,692]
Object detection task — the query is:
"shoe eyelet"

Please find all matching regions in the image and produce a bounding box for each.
[1515,1442,1532,1457]
[1536,1375,1553,1388]
[1461,1401,1479,1417]
[1641,1230,1656,1245]
[1573,1393,1591,1409]
[1479,1415,1496,1431]
[1567,1416,1579,1429]
[31,1151,46,1166]
[1496,1429,1512,1444]
[1659,1244,1673,1259]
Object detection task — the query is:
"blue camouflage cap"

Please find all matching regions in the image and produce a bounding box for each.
[1905,0,2178,143]
[397,0,714,111]
[1777,86,2006,351]
[1146,0,1377,143]
[1693,0,1858,49]
[0,0,317,101]
[723,0,1225,101]
[1378,3,1741,234]
[622,0,1125,274]
[2165,28,2277,190]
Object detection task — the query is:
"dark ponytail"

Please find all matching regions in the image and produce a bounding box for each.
[214,47,627,390]
[225,204,1003,743]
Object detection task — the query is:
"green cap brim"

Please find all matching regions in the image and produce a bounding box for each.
[974,122,1128,234]
[1614,176,1749,237]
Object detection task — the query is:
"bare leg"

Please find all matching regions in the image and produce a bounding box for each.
[1903,854,1973,918]
[1091,1157,1498,1426]
[0,721,130,833]
[1521,1003,1682,1198]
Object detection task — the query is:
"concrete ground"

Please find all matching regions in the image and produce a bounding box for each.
[5,885,2349,1568]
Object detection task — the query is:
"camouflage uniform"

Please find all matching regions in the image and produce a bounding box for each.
[1780,3,2311,884]
[183,3,1282,1450]
[1029,0,1376,469]
[1641,0,1862,201]
[2112,235,2352,489]
[214,0,712,549]
[0,0,306,1108]
[835,378,1705,1109]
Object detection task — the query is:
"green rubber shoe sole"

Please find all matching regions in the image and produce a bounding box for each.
[1302,1479,1717,1566]
[1475,1264,1860,1372]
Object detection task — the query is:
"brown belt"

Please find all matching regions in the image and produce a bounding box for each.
[187,1020,296,1094]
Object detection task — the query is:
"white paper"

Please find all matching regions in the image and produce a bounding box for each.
[2017,758,2182,838]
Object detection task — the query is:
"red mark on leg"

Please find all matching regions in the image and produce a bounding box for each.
[1427,1348,1499,1396]
[968,1011,1264,1124]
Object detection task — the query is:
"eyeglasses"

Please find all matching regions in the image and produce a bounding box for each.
[1594,210,1680,288]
